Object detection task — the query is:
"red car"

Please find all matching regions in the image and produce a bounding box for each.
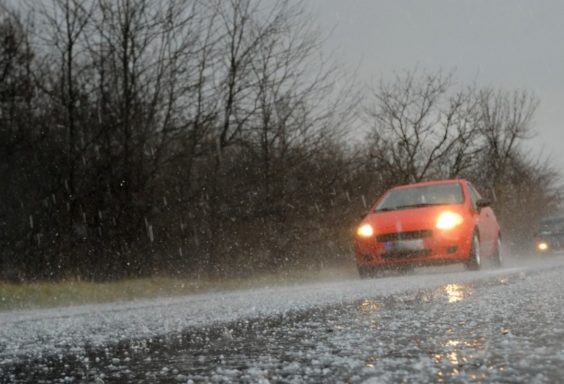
[354,179,501,277]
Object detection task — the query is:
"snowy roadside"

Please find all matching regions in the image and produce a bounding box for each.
[0,258,559,365]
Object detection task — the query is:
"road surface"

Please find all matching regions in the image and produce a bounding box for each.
[2,255,564,383]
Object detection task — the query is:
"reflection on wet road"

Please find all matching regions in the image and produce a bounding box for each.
[3,256,564,383]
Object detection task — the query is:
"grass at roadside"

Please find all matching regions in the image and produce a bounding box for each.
[0,264,358,312]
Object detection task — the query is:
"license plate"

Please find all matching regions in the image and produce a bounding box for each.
[385,239,424,251]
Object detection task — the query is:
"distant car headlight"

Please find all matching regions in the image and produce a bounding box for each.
[537,242,549,251]
[357,224,374,237]
[436,212,463,230]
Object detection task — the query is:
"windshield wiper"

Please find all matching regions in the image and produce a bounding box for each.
[375,207,395,212]
[377,203,443,212]
[398,203,444,209]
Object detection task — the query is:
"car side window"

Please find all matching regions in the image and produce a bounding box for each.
[467,184,480,211]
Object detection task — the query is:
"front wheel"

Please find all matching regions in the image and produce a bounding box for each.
[358,265,371,279]
[357,265,384,279]
[492,237,503,267]
[465,232,481,271]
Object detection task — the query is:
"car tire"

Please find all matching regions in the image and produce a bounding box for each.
[465,232,481,271]
[492,237,502,267]
[358,265,384,278]
[358,265,373,279]
[397,265,414,275]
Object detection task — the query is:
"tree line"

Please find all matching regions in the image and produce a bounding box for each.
[0,0,559,281]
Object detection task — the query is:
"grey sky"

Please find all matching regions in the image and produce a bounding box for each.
[309,0,564,172]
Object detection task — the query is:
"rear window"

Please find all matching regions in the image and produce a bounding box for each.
[375,183,464,212]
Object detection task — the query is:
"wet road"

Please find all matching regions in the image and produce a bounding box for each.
[3,255,564,383]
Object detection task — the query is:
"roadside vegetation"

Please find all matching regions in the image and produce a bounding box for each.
[0,264,357,311]
[0,0,560,283]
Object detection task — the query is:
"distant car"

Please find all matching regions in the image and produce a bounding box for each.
[354,179,501,277]
[534,216,564,254]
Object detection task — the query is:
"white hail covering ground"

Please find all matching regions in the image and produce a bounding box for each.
[0,262,534,365]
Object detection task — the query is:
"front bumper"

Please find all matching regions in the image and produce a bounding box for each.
[535,239,564,254]
[355,228,472,267]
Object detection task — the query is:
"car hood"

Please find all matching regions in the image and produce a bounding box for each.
[362,205,465,234]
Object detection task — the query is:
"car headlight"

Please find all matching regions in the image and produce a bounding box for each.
[436,212,463,230]
[537,242,548,251]
[356,224,374,237]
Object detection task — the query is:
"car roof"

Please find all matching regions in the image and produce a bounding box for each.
[390,178,465,191]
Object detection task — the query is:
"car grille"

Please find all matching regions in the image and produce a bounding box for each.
[382,249,431,259]
[376,230,433,243]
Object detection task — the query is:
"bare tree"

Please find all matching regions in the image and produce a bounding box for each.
[186,0,360,275]
[474,88,539,184]
[199,0,308,274]
[245,0,355,208]
[29,0,96,275]
[469,88,554,249]
[83,0,208,276]
[365,69,480,183]
[0,5,39,280]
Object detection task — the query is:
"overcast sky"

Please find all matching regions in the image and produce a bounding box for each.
[308,0,564,172]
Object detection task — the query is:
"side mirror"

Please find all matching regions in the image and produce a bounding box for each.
[476,198,491,208]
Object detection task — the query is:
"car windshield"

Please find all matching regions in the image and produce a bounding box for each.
[539,218,564,234]
[375,184,463,212]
